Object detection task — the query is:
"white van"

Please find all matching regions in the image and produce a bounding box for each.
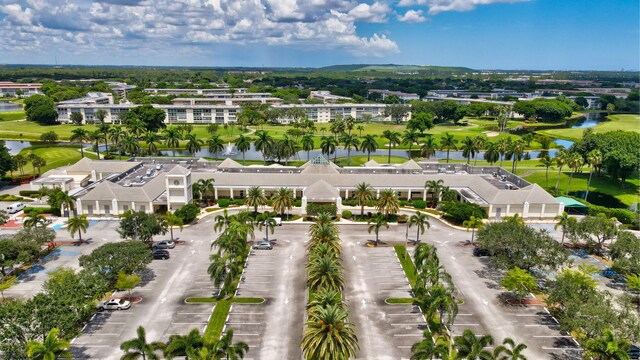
[6,203,25,214]
[273,217,282,226]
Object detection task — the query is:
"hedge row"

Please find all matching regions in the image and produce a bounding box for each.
[306,203,337,216]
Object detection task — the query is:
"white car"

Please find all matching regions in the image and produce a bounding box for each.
[97,298,131,311]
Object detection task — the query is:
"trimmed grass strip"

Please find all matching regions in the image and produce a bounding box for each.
[204,298,232,340]
[394,245,417,288]
[386,298,415,304]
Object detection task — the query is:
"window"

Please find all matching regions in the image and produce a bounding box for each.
[139,205,146,212]
[123,205,129,211]
[104,205,110,214]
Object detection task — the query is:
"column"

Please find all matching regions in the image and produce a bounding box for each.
[230,187,234,199]
[523,202,530,219]
[423,190,427,201]
[95,201,100,215]
[407,189,412,200]
[540,204,546,219]
[506,204,511,216]
[376,189,380,199]
[345,189,349,199]
[214,187,218,200]
[336,197,343,213]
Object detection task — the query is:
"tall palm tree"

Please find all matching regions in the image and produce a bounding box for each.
[341,133,360,166]
[120,133,140,157]
[554,211,573,245]
[440,133,458,164]
[26,328,72,360]
[483,142,500,165]
[308,223,341,254]
[301,304,359,360]
[23,214,47,228]
[234,135,251,164]
[368,213,389,246]
[277,135,298,165]
[424,179,444,208]
[496,138,511,168]
[306,255,345,292]
[382,130,401,164]
[254,130,273,165]
[126,118,146,141]
[216,328,249,360]
[493,337,528,360]
[58,190,77,218]
[214,210,232,233]
[70,128,88,158]
[420,135,437,159]
[409,211,430,244]
[583,328,630,360]
[245,186,267,214]
[565,152,584,195]
[402,130,420,159]
[360,134,378,161]
[357,125,365,136]
[270,187,294,216]
[413,243,438,269]
[109,125,125,159]
[320,136,338,162]
[454,329,494,360]
[256,213,276,242]
[300,134,315,162]
[353,182,375,217]
[375,189,400,217]
[143,132,161,156]
[585,149,602,201]
[198,179,215,204]
[162,211,183,242]
[553,149,569,193]
[538,155,554,188]
[307,288,342,313]
[207,134,225,160]
[424,285,458,328]
[461,136,476,165]
[509,139,526,173]
[163,126,183,157]
[89,130,104,159]
[164,328,204,359]
[67,214,89,243]
[473,135,487,166]
[463,216,483,244]
[120,326,165,360]
[208,253,242,296]
[183,133,202,156]
[94,108,107,124]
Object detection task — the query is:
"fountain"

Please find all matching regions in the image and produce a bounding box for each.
[224,142,237,156]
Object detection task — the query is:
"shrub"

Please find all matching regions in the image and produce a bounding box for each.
[587,204,636,225]
[342,210,352,219]
[218,199,231,208]
[412,200,427,209]
[175,203,200,224]
[398,214,408,223]
[19,190,43,197]
[294,199,302,207]
[232,199,245,206]
[23,207,54,216]
[440,201,487,225]
[399,200,409,206]
[306,203,337,216]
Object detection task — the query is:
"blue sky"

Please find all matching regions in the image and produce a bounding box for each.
[0,0,638,70]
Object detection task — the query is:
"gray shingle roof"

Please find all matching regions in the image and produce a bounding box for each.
[304,180,340,201]
[80,175,167,202]
[67,158,141,174]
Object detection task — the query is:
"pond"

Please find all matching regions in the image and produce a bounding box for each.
[2,140,33,155]
[551,112,607,150]
[0,101,22,112]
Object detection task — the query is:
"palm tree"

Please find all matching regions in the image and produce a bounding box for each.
[403,130,420,159]
[198,179,215,204]
[301,304,359,360]
[409,211,430,244]
[440,133,458,163]
[70,128,88,158]
[277,135,298,165]
[411,334,457,360]
[554,211,572,245]
[67,214,89,243]
[376,189,400,217]
[301,134,315,162]
[120,326,165,360]
[26,328,72,360]
[143,132,161,156]
[357,125,365,136]
[353,182,375,217]
[89,130,104,159]
[208,253,242,296]
[256,213,276,242]
[120,133,140,157]
[341,133,360,166]
[306,255,345,292]
[109,125,125,159]
[463,216,483,244]
[483,142,500,165]
[360,134,378,161]
[493,338,528,360]
[583,328,631,360]
[420,135,437,159]
[214,209,232,233]
[234,135,251,164]
[254,130,273,165]
[126,118,146,141]
[164,328,204,359]
[245,186,267,214]
[473,135,487,166]
[565,152,584,195]
[368,213,389,246]
[553,149,569,193]
[454,329,494,360]
[307,288,342,313]
[271,187,294,216]
[58,190,77,218]
[414,243,438,269]
[320,136,338,162]
[424,179,444,208]
[163,211,183,242]
[585,149,602,201]
[461,136,476,164]
[94,108,107,124]
[24,214,47,228]
[163,126,183,157]
[424,285,458,328]
[382,130,401,164]
[206,134,224,160]
[509,139,526,173]
[538,155,554,188]
[184,133,202,156]
[216,328,249,360]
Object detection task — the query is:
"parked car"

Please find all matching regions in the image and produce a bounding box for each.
[97,298,131,311]
[252,241,273,250]
[156,240,175,249]
[6,202,25,214]
[472,247,491,257]
[152,249,170,259]
[152,242,169,250]
[273,217,282,226]
[629,345,639,360]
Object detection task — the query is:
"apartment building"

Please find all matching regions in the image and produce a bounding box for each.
[0,81,43,97]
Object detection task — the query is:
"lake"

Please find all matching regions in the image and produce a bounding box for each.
[2,140,33,155]
[0,101,22,112]
[552,112,607,149]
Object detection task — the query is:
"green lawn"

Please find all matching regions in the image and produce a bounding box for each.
[394,245,417,288]
[0,110,26,122]
[13,146,97,177]
[204,298,231,341]
[0,121,99,141]
[537,114,640,141]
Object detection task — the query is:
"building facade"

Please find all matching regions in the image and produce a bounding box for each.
[0,81,43,97]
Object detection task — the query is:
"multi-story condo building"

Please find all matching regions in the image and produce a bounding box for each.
[0,81,43,97]
[171,96,282,106]
[272,104,409,123]
[144,87,246,96]
[367,89,420,102]
[309,91,353,103]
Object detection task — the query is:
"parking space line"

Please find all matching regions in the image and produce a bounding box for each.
[90,321,126,324]
[85,333,120,336]
[226,322,261,325]
[542,347,582,351]
[72,345,111,348]
[177,312,212,315]
[524,324,560,327]
[390,323,423,326]
[533,335,574,338]
[388,313,421,316]
[242,281,272,284]
[235,333,260,336]
[393,334,424,337]
[515,314,552,317]
[452,323,479,326]
[229,312,265,315]
[397,346,413,349]
[171,322,209,324]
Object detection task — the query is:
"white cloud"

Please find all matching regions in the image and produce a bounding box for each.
[348,2,390,23]
[397,9,427,23]
[397,0,528,14]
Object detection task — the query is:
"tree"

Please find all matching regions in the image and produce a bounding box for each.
[79,241,152,283]
[163,127,183,157]
[565,152,584,195]
[271,187,294,216]
[207,134,224,159]
[109,125,125,158]
[66,215,89,243]
[162,211,183,242]
[584,328,631,360]
[606,103,616,115]
[420,136,438,159]
[39,131,59,143]
[306,255,344,292]
[256,213,276,242]
[245,186,267,214]
[574,214,618,256]
[163,328,204,359]
[88,130,104,159]
[375,189,400,217]
[454,329,494,360]
[301,304,359,360]
[421,284,458,328]
[493,338,528,360]
[300,134,315,162]
[407,112,434,135]
[23,214,47,229]
[276,135,298,165]
[94,108,107,124]
[25,328,72,360]
[610,231,640,275]
[117,211,167,243]
[125,104,167,132]
[0,145,14,178]
[24,95,57,124]
[584,149,602,201]
[424,179,444,208]
[214,210,232,233]
[553,150,569,193]
[368,213,389,246]
[120,326,165,360]
[120,134,140,157]
[409,211,430,244]
[320,136,338,162]
[69,111,84,125]
[500,267,538,301]
[402,130,420,159]
[604,149,637,189]
[217,328,249,360]
[116,272,141,301]
[360,134,378,161]
[461,136,476,164]
[29,155,46,176]
[382,130,401,164]
[439,133,458,163]
[341,133,360,166]
[509,140,526,173]
[254,130,273,165]
[0,275,16,300]
[70,128,88,158]
[234,135,251,164]
[58,190,77,218]
[538,155,554,188]
[554,212,575,245]
[0,210,8,227]
[143,131,161,156]
[462,216,483,244]
[353,182,375,217]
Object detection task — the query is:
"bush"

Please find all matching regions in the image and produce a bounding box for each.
[440,201,487,225]
[412,200,427,209]
[306,203,337,216]
[399,200,409,206]
[342,210,352,219]
[23,207,54,216]
[0,194,31,202]
[587,204,637,225]
[294,199,302,207]
[19,190,43,197]
[218,199,231,208]
[398,214,408,223]
[232,199,245,206]
[175,203,200,224]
